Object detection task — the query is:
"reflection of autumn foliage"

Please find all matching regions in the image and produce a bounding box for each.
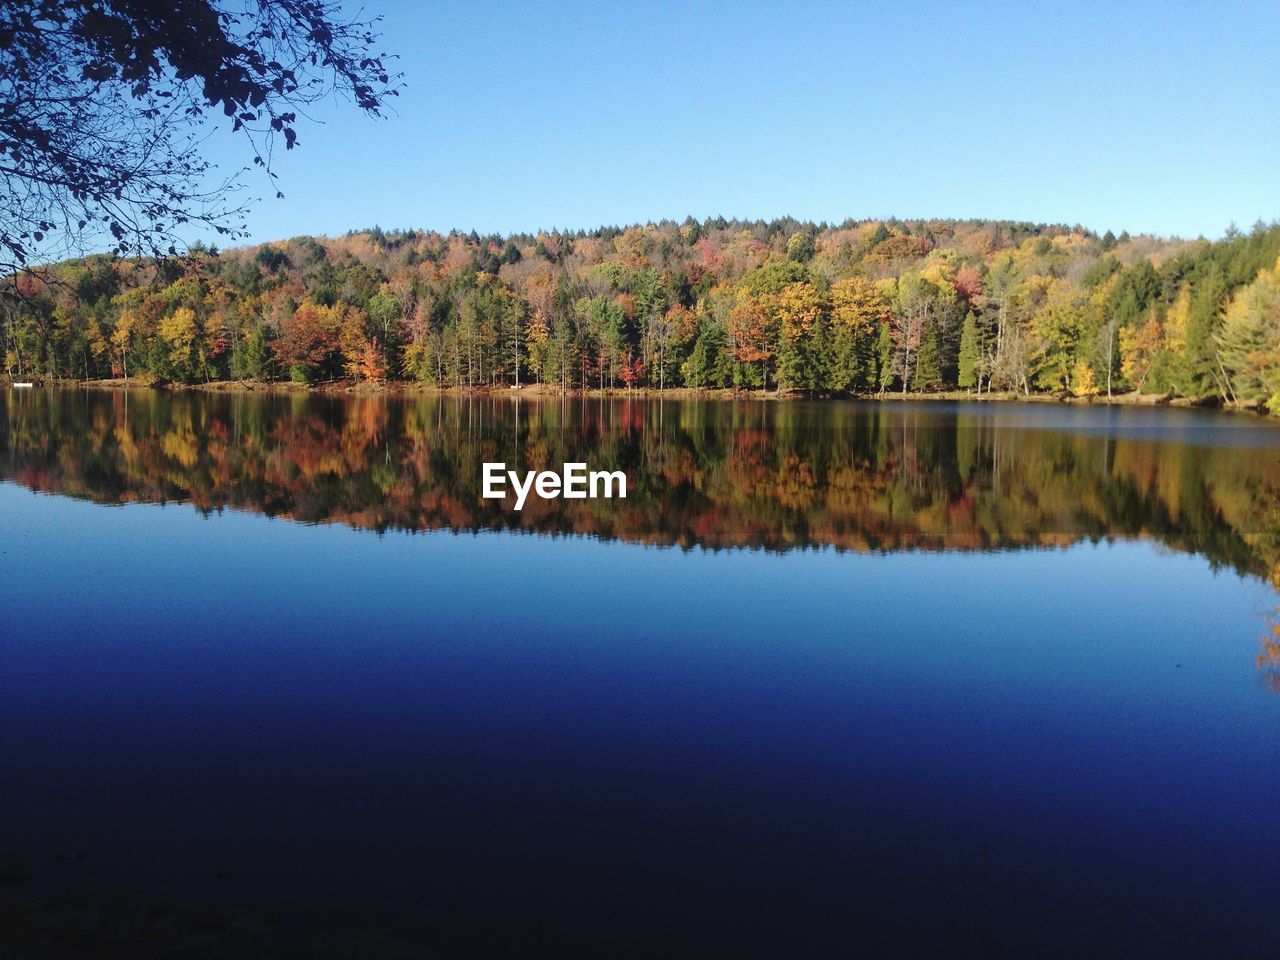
[3,391,1280,583]
[1259,565,1280,694]
[1259,628,1280,695]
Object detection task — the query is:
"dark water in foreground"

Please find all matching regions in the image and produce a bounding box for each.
[2,389,1280,958]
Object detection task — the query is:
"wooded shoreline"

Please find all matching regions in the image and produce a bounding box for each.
[6,220,1280,421]
[9,376,1273,414]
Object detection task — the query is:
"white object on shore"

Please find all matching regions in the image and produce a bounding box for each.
[12,382,33,388]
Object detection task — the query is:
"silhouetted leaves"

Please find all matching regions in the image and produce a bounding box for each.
[0,0,403,279]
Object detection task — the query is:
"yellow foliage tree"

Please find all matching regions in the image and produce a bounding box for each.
[110,309,136,378]
[158,306,198,372]
[1164,284,1191,358]
[1120,309,1164,392]
[338,306,383,381]
[771,282,822,340]
[828,276,889,335]
[1071,359,1099,397]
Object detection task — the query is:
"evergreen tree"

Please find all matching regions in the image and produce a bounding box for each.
[683,329,714,387]
[1217,259,1280,404]
[958,311,981,390]
[825,321,867,393]
[915,326,942,390]
[1185,262,1228,395]
[232,326,272,380]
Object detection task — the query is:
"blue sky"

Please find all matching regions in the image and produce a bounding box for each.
[203,0,1280,244]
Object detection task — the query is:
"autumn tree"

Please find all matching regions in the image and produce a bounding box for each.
[728,293,774,388]
[276,298,342,382]
[1031,283,1086,393]
[339,305,384,381]
[772,281,824,390]
[891,273,945,394]
[158,306,200,381]
[1119,310,1164,393]
[827,277,888,392]
[1071,359,1099,397]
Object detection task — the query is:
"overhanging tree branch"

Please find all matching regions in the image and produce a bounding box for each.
[0,0,402,283]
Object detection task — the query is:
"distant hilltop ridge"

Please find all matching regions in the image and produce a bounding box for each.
[337,217,1114,245]
[333,215,1242,246]
[4,217,1279,414]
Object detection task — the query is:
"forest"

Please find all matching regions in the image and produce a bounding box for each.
[3,216,1279,412]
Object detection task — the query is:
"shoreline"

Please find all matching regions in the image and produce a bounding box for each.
[4,377,1273,415]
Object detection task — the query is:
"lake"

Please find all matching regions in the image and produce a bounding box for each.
[2,388,1280,958]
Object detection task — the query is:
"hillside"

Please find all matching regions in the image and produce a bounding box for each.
[3,216,1279,411]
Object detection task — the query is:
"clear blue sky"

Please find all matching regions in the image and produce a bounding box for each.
[204,0,1280,244]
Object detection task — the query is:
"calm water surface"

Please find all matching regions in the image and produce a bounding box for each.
[2,389,1280,958]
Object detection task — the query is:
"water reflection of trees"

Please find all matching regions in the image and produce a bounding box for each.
[3,391,1280,583]
[1259,563,1280,694]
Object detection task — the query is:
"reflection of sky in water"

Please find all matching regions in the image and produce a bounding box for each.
[2,482,1279,957]
[934,400,1280,447]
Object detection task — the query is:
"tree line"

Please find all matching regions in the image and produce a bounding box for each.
[3,216,1279,412]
